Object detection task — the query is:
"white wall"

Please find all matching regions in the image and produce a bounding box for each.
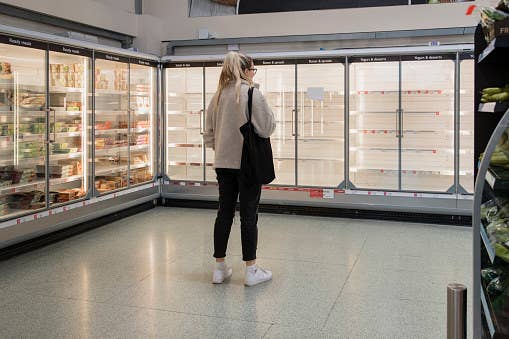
[97,0,135,13]
[0,0,483,55]
[145,1,479,41]
[2,0,138,36]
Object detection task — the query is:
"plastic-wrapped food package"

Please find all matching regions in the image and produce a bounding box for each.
[482,267,503,283]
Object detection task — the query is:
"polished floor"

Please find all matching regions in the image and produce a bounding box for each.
[0,207,472,338]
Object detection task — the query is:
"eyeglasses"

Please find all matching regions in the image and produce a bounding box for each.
[249,68,257,74]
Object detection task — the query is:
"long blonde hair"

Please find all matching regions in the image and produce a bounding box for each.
[214,52,253,108]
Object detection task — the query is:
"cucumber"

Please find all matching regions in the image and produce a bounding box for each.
[483,87,504,95]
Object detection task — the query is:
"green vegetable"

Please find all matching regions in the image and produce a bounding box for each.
[490,152,509,165]
[490,92,509,102]
[483,87,504,95]
[481,7,509,21]
[495,243,509,263]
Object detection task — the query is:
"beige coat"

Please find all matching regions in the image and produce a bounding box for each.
[204,81,276,169]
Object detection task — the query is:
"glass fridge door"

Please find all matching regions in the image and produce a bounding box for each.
[401,56,455,192]
[165,66,204,181]
[255,63,295,186]
[204,65,221,183]
[94,55,129,193]
[129,61,156,186]
[48,48,91,205]
[460,55,474,194]
[297,62,344,187]
[349,58,400,190]
[0,39,47,219]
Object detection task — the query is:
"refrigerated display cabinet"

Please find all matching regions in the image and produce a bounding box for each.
[0,25,159,251]
[162,45,474,216]
[48,44,92,206]
[93,54,157,194]
[0,35,47,219]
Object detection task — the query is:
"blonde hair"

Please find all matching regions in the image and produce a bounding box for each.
[214,52,254,108]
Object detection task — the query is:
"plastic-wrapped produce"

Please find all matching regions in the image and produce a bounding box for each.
[482,268,503,283]
[482,199,500,221]
[495,243,509,263]
[487,276,506,295]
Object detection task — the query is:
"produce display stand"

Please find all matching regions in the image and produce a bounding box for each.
[474,22,509,339]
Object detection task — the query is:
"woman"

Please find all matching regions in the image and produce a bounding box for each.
[204,52,276,286]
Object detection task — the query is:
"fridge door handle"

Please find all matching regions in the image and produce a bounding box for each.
[199,109,204,135]
[49,108,56,143]
[400,109,404,138]
[292,109,296,137]
[395,109,399,138]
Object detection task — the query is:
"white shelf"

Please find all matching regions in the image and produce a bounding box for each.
[95,162,150,176]
[95,89,128,95]
[168,161,214,167]
[168,143,202,148]
[95,129,128,135]
[167,127,200,131]
[50,87,84,93]
[95,110,128,114]
[54,110,83,116]
[95,144,149,153]
[352,147,451,153]
[95,128,150,135]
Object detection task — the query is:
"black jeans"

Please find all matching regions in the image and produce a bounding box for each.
[213,168,262,261]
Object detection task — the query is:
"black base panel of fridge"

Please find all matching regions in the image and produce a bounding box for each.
[161,199,471,226]
[0,201,155,261]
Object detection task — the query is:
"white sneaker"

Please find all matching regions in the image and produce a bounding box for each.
[212,265,232,284]
[245,266,272,286]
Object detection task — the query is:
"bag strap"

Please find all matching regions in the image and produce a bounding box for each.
[247,87,254,123]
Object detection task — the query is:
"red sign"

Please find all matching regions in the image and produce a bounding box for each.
[309,189,323,198]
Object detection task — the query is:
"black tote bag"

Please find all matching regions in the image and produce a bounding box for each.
[239,87,276,185]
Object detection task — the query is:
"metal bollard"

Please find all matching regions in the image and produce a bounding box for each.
[447,283,467,339]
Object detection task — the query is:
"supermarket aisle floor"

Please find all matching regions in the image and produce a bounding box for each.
[0,207,472,339]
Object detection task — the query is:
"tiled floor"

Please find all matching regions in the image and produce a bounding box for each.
[0,207,472,338]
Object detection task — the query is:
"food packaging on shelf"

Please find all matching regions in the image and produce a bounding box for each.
[136,135,149,145]
[55,188,85,203]
[0,201,9,216]
[36,164,75,179]
[0,62,12,75]
[132,153,148,164]
[0,166,33,184]
[480,3,509,43]
[19,95,45,110]
[50,63,84,88]
[66,101,81,111]
[136,120,150,129]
